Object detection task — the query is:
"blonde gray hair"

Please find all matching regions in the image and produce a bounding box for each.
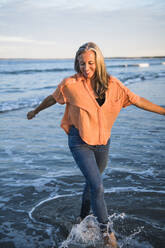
[74,42,110,98]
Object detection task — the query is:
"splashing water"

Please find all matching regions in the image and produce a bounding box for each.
[59,215,104,248]
[59,213,148,248]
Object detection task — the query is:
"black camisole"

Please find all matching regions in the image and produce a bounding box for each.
[96,93,105,106]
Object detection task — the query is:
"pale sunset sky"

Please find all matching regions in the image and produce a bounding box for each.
[0,0,165,58]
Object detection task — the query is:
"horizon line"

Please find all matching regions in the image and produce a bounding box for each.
[1,55,165,60]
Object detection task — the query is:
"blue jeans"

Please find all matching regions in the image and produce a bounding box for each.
[68,126,110,225]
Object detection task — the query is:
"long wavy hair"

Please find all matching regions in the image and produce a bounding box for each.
[74,42,110,99]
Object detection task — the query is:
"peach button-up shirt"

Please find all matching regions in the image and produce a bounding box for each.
[52,73,140,145]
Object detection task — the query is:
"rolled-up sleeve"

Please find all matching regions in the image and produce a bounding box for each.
[114,77,140,108]
[122,85,140,107]
[52,80,66,105]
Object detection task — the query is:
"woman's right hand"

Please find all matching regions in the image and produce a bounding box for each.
[26,95,56,120]
[27,110,37,120]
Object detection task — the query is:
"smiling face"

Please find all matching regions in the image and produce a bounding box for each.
[78,50,96,79]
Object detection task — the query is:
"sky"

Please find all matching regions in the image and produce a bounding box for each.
[0,0,165,58]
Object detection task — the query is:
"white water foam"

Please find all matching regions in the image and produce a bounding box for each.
[138,63,149,67]
[59,215,103,248]
[59,213,125,248]
[59,213,149,248]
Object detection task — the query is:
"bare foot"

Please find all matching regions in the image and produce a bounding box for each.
[103,231,119,248]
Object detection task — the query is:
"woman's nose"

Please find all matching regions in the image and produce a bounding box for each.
[84,64,89,71]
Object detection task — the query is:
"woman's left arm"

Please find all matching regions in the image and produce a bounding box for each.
[134,97,165,115]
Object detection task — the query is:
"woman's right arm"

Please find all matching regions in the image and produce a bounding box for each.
[27,95,56,120]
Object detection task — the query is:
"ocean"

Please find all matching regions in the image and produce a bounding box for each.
[0,57,165,248]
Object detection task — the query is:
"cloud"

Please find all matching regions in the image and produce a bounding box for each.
[0,0,158,13]
[24,0,164,13]
[0,0,165,58]
[0,36,56,45]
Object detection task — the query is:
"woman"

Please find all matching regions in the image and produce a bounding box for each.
[27,42,165,247]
